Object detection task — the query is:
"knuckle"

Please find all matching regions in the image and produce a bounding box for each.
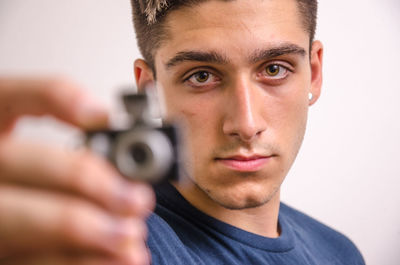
[58,199,114,252]
[0,141,10,174]
[132,218,148,239]
[44,78,78,103]
[40,78,82,113]
[42,77,68,99]
[46,76,74,92]
[0,186,10,213]
[59,200,96,243]
[67,152,97,193]
[59,202,84,238]
[67,152,116,204]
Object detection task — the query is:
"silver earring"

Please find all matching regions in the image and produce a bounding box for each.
[308,93,313,101]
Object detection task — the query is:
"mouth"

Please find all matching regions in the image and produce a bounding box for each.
[215,154,274,172]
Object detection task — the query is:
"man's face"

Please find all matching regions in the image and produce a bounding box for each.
[149,0,322,209]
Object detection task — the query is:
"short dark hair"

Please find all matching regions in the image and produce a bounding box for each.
[131,0,318,72]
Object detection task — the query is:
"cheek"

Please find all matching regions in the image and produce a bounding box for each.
[273,86,309,156]
[162,86,219,132]
[179,105,219,149]
[167,98,221,180]
[164,95,219,151]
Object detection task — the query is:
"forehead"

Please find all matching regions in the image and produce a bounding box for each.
[155,0,309,62]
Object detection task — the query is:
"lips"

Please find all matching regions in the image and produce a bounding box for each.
[215,155,272,172]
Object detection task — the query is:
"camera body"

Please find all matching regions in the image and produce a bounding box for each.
[86,93,179,183]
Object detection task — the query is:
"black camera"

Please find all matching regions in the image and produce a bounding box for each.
[86,92,179,183]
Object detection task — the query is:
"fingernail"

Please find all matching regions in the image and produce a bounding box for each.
[93,217,136,255]
[103,218,144,254]
[122,244,151,265]
[113,218,142,242]
[118,183,155,215]
[111,219,150,264]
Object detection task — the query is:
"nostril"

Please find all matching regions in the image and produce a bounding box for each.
[223,116,266,142]
[240,130,260,142]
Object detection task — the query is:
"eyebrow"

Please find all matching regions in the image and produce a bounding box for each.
[165,51,228,69]
[164,43,306,70]
[249,44,307,64]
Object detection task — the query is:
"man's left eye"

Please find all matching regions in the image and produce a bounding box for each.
[263,64,289,78]
[193,71,210,83]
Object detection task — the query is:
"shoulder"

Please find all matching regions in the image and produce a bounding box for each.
[280,203,365,265]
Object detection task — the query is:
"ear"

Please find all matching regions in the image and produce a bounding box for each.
[308,40,323,106]
[134,59,164,118]
[134,59,155,93]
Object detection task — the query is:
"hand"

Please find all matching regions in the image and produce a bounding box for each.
[0,77,155,265]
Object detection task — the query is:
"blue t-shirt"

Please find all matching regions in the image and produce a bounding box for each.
[147,183,365,265]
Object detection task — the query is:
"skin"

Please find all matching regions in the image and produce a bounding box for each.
[0,0,322,263]
[0,78,154,265]
[135,0,323,238]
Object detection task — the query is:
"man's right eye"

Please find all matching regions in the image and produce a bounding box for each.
[185,70,220,89]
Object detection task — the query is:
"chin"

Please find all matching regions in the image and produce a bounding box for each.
[218,198,268,210]
[201,180,281,210]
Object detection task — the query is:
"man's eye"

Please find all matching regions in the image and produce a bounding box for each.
[193,71,210,83]
[263,64,289,78]
[185,71,219,88]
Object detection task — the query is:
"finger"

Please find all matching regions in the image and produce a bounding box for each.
[0,251,150,265]
[0,253,121,265]
[0,139,155,216]
[0,184,149,260]
[0,77,108,134]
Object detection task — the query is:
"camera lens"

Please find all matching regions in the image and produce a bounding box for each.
[129,143,152,165]
[114,128,174,182]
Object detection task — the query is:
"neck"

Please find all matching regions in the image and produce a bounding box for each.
[172,180,281,238]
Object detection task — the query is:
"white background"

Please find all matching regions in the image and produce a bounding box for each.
[0,1,399,264]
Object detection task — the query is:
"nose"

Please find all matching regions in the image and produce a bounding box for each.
[222,78,267,142]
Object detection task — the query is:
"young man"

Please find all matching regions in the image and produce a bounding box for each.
[0,0,364,264]
[131,0,365,264]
